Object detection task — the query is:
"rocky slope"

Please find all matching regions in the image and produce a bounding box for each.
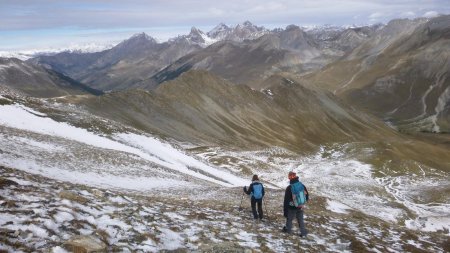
[0,58,102,97]
[68,70,395,152]
[305,15,450,133]
[1,165,449,252]
[29,33,202,91]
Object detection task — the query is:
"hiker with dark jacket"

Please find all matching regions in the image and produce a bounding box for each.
[283,171,308,237]
[243,174,265,220]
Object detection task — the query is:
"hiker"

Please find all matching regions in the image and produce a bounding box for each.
[282,171,308,237]
[243,174,265,220]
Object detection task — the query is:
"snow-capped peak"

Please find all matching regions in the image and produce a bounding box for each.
[207,23,230,38]
[189,27,203,35]
[127,32,157,43]
[169,27,218,47]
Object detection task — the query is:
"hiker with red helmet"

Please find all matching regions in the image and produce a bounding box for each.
[282,171,309,237]
[243,174,265,220]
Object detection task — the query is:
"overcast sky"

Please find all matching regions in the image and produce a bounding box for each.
[1,0,449,51]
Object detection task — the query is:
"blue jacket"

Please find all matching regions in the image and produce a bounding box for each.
[244,181,265,200]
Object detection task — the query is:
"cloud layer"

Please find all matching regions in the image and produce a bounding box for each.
[1,0,449,51]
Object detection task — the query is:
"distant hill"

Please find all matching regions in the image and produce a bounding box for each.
[0,57,102,97]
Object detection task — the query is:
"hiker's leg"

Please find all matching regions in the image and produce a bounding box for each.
[285,208,295,233]
[297,209,308,236]
[257,199,263,219]
[251,198,258,219]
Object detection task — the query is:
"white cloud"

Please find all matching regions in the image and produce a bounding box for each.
[1,0,449,51]
[423,11,439,18]
[401,11,416,17]
[369,12,384,19]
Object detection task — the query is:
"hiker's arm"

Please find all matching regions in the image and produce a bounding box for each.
[262,185,265,197]
[244,184,252,195]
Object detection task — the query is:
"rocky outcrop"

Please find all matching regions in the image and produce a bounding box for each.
[58,190,89,204]
[0,177,18,188]
[64,235,107,253]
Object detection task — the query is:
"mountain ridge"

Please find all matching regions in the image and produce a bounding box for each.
[304,15,450,133]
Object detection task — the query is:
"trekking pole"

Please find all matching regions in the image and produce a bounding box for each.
[263,198,270,223]
[238,191,245,211]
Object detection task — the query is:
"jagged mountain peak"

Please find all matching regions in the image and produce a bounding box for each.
[213,22,229,29]
[189,26,204,35]
[116,32,158,49]
[177,26,213,46]
[207,23,230,37]
[241,20,254,27]
[235,20,263,31]
[285,24,301,31]
[128,32,157,43]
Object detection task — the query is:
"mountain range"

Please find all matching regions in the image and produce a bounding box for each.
[18,17,449,133]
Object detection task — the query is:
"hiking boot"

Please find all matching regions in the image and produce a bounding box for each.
[281,226,289,233]
[299,234,307,238]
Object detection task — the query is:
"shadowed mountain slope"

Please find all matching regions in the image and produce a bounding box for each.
[138,40,291,88]
[30,33,202,91]
[305,15,450,133]
[0,57,102,97]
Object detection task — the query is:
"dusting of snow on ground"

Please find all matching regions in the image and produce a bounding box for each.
[301,147,450,234]
[0,104,247,189]
[297,148,404,222]
[326,200,352,214]
[0,101,449,251]
[377,171,450,234]
[194,145,450,235]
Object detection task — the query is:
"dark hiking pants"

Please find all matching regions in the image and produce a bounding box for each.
[286,208,307,235]
[251,198,263,219]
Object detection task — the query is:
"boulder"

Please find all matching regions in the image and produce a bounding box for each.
[0,177,19,188]
[64,235,107,253]
[58,191,89,204]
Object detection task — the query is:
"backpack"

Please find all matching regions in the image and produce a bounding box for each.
[290,182,307,208]
[252,183,263,200]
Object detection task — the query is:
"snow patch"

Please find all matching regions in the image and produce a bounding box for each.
[377,172,450,234]
[0,104,247,188]
[158,228,184,250]
[164,212,187,221]
[53,211,74,223]
[326,199,352,214]
[52,246,70,253]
